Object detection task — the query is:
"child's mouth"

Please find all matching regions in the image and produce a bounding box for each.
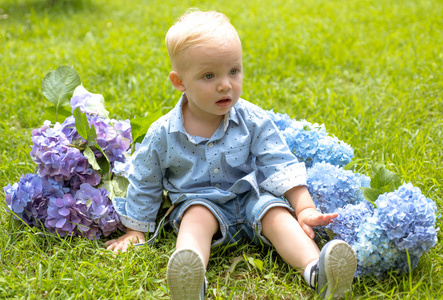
[216,98,231,107]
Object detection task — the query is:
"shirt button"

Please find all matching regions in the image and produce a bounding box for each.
[215,183,221,188]
[208,142,214,148]
[213,168,219,174]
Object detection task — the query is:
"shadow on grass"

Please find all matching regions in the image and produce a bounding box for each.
[1,0,99,18]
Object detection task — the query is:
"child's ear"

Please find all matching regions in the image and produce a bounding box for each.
[169,71,186,92]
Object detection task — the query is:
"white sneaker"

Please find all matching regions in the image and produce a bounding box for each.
[167,248,206,300]
[313,240,357,299]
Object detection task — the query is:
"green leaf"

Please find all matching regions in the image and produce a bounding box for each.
[96,156,110,175]
[131,110,163,145]
[370,164,401,191]
[94,143,111,175]
[99,179,114,200]
[161,192,173,210]
[42,66,81,121]
[73,108,97,142]
[360,187,381,207]
[323,228,337,240]
[84,146,101,171]
[343,158,368,171]
[42,105,72,124]
[111,176,129,199]
[244,255,263,273]
[252,258,263,273]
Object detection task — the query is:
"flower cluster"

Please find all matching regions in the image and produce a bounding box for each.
[327,200,374,246]
[30,119,93,182]
[353,216,407,277]
[267,111,354,168]
[43,183,124,239]
[87,115,132,165]
[375,183,438,255]
[307,161,370,213]
[325,183,438,277]
[5,90,129,239]
[4,174,69,227]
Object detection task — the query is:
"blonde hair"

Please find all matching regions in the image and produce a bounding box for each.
[165,9,241,71]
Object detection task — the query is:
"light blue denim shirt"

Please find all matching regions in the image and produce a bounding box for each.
[113,94,307,232]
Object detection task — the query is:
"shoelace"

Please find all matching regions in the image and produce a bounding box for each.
[133,205,175,247]
[309,262,319,290]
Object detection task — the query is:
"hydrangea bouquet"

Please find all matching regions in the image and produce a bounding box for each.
[3,66,439,277]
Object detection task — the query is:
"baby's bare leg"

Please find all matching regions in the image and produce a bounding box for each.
[175,204,219,266]
[261,206,320,269]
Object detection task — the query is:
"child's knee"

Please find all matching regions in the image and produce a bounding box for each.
[261,206,292,227]
[182,204,219,227]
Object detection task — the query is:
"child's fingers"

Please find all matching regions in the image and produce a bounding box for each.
[106,242,117,251]
[104,239,117,246]
[302,223,315,239]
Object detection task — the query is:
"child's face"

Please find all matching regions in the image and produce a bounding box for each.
[174,39,243,121]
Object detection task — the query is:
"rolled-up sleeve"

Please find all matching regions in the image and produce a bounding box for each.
[112,123,165,232]
[248,107,307,196]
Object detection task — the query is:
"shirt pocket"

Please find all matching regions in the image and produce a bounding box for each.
[224,144,250,168]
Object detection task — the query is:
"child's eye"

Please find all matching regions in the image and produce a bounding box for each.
[230,69,238,75]
[204,73,214,79]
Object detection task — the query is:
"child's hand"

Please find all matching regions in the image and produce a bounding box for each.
[104,228,145,253]
[297,208,338,239]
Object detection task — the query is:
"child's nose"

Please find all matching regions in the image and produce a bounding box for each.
[217,77,232,92]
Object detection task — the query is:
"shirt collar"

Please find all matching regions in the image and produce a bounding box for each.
[169,93,240,134]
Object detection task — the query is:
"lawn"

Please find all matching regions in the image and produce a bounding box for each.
[0,0,442,298]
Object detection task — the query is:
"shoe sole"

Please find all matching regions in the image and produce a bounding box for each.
[167,248,206,300]
[319,240,357,299]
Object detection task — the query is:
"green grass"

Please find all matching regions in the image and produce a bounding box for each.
[1,0,442,298]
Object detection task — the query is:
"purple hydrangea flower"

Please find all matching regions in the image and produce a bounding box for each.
[70,87,109,117]
[66,159,102,190]
[31,120,89,181]
[73,183,125,238]
[87,115,132,165]
[74,183,108,220]
[97,205,125,236]
[27,177,70,226]
[112,142,140,178]
[45,193,83,237]
[70,93,91,114]
[307,161,370,213]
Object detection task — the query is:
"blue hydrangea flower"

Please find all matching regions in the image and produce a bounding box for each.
[329,183,438,277]
[374,183,438,258]
[307,161,370,213]
[352,216,404,276]
[267,111,354,167]
[4,173,43,223]
[327,200,374,246]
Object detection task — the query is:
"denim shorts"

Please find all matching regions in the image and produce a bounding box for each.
[169,190,294,247]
